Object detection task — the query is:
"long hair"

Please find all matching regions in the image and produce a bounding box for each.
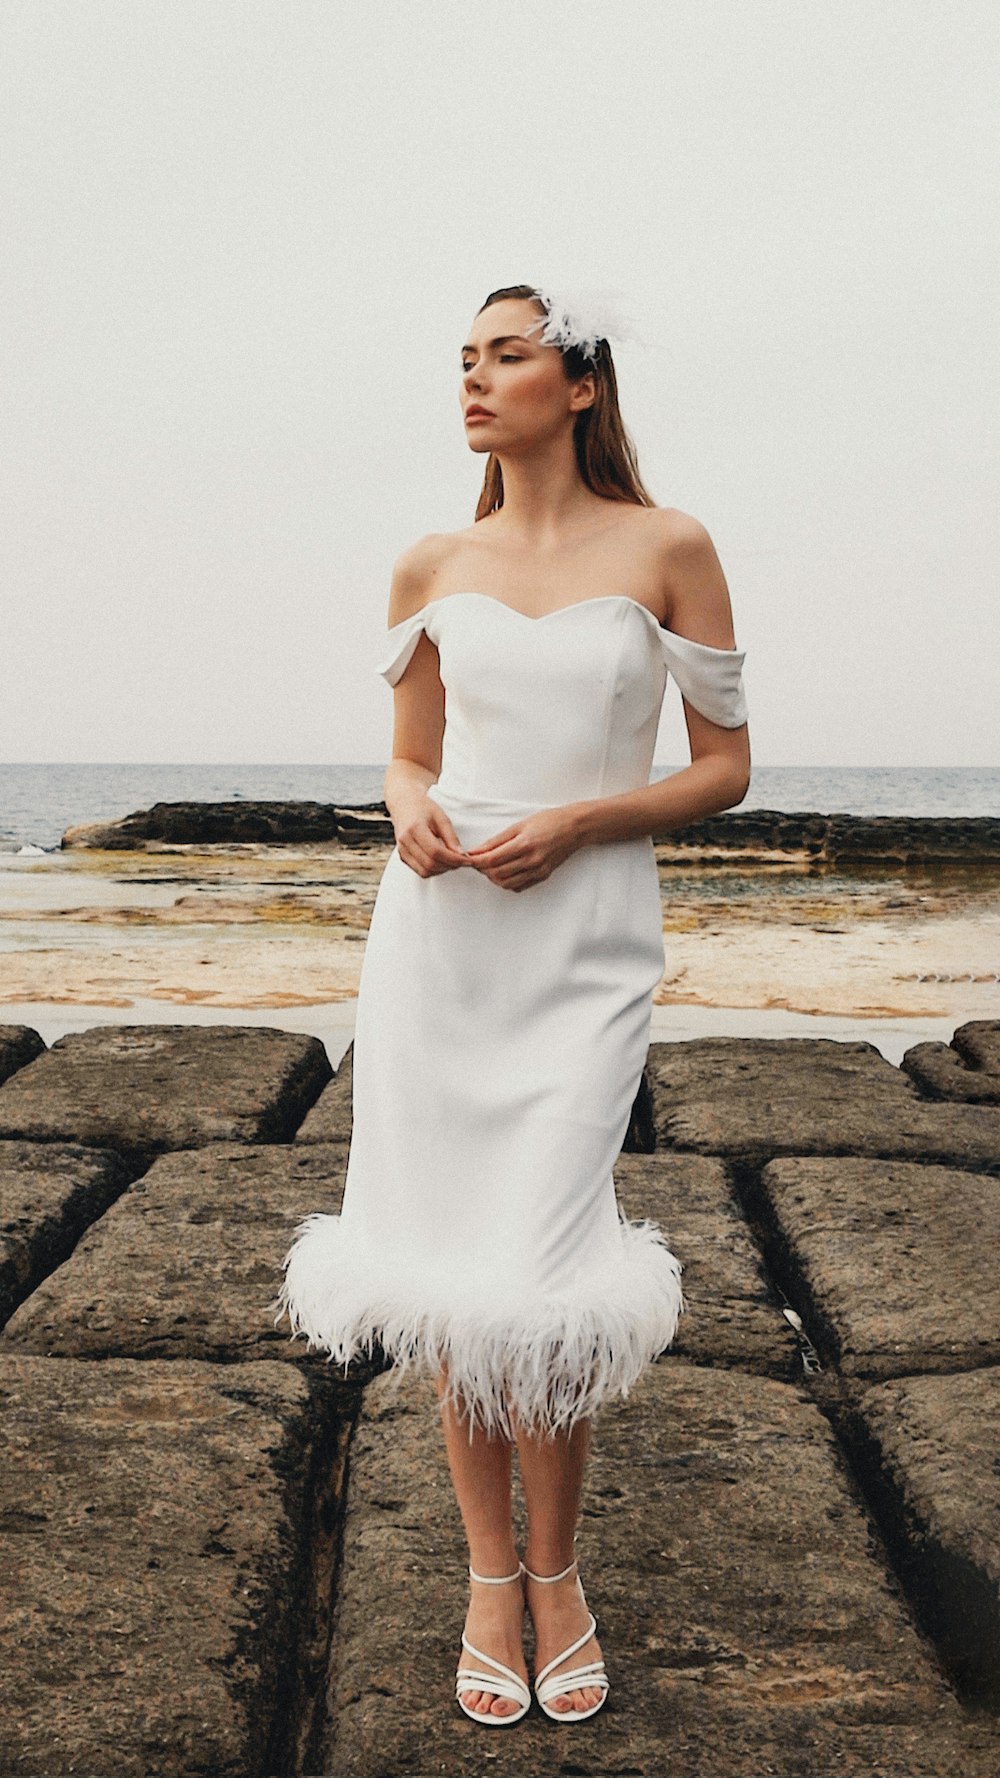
[472,283,656,521]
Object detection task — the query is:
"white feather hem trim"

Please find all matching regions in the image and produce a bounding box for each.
[268,1206,685,1442]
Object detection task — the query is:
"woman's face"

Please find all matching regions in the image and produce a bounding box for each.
[460,297,593,452]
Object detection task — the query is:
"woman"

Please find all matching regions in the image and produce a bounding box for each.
[272,283,750,1726]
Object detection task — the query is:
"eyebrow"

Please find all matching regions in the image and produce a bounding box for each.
[460,334,533,354]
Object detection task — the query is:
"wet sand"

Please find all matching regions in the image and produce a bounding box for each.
[1,841,997,1030]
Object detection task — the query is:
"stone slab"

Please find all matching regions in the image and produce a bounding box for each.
[0,1022,333,1164]
[647,1038,1000,1169]
[903,1019,1000,1103]
[0,1022,46,1086]
[646,1035,919,1112]
[0,1354,355,1777]
[295,1042,354,1143]
[320,1362,997,1776]
[839,1366,1000,1702]
[0,1138,136,1329]
[754,1156,1000,1379]
[662,1097,1000,1170]
[0,1141,382,1384]
[614,1153,799,1377]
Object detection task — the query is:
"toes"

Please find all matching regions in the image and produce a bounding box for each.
[461,1687,516,1716]
[551,1685,601,1712]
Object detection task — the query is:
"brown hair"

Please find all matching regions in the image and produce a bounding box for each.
[471,284,657,521]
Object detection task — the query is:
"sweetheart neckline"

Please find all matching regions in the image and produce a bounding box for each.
[438,590,658,624]
[391,591,742,653]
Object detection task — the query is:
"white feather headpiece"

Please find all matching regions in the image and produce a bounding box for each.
[524,283,646,361]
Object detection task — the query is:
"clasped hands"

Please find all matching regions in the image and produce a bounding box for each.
[394,797,583,892]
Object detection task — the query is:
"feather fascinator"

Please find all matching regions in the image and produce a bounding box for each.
[525,283,647,362]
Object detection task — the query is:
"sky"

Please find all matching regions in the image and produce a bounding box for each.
[1,1,997,768]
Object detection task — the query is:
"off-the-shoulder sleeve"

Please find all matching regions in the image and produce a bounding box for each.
[374,611,432,686]
[659,627,748,728]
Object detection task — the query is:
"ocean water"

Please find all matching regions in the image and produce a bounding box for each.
[1,762,997,853]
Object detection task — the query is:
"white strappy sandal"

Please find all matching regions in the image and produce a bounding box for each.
[454,1560,532,1726]
[524,1555,610,1722]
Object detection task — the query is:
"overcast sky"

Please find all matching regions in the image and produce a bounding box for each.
[2,1,996,768]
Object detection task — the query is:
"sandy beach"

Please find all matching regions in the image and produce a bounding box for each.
[1,840,997,1034]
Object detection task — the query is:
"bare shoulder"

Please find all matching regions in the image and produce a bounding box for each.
[648,504,717,562]
[386,532,459,626]
[647,506,736,643]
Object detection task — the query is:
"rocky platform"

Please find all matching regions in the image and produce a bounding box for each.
[0,1018,998,1776]
[59,799,1000,867]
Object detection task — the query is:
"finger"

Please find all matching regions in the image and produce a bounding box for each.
[397,837,438,876]
[428,817,471,863]
[465,824,521,855]
[466,838,527,866]
[431,838,470,868]
[430,812,468,852]
[482,863,537,890]
[399,824,455,876]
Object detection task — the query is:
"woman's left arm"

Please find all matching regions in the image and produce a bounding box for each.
[570,512,751,847]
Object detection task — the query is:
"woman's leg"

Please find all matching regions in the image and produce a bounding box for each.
[435,1366,529,1718]
[513,1412,606,1715]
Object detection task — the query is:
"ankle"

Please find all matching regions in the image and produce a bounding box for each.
[523,1548,578,1581]
[468,1543,520,1581]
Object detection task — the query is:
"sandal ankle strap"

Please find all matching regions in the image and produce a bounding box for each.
[523,1556,578,1583]
[468,1559,525,1585]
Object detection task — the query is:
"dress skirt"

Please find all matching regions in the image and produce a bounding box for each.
[270,782,686,1443]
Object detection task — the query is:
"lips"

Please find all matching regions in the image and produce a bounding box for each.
[466,408,495,419]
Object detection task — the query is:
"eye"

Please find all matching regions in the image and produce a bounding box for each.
[461,354,523,370]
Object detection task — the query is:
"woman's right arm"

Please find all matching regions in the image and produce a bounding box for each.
[381,537,470,877]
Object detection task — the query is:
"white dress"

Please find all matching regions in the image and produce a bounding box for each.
[271,591,748,1440]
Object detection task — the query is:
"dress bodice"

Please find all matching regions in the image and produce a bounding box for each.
[375,591,747,807]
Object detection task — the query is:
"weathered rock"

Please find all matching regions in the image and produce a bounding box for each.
[903,1019,1000,1103]
[614,1153,799,1377]
[826,814,1000,867]
[61,798,393,848]
[0,1139,137,1329]
[0,1023,46,1086]
[839,1366,1000,1701]
[664,1096,1000,1170]
[752,1156,1000,1380]
[1,1141,381,1385]
[295,1043,354,1143]
[320,1363,997,1776]
[0,1023,332,1166]
[647,1036,918,1115]
[59,800,1000,864]
[0,1354,356,1777]
[648,1039,1000,1169]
